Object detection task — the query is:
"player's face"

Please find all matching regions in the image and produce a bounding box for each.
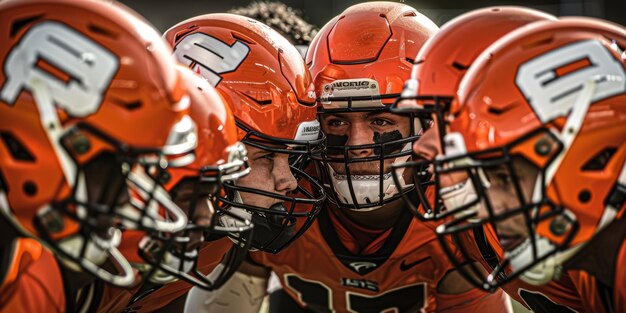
[479,158,540,251]
[236,144,298,209]
[320,111,412,175]
[170,180,216,251]
[412,118,468,188]
[83,153,130,239]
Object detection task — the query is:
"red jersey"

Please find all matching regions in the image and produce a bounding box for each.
[252,207,508,313]
[462,224,597,312]
[97,237,233,313]
[0,238,66,313]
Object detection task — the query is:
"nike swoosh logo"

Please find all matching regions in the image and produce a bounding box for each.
[400,256,432,271]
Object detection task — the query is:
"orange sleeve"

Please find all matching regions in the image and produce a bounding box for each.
[0,239,65,313]
[436,288,512,313]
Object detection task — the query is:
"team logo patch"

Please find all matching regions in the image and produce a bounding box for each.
[348,261,377,274]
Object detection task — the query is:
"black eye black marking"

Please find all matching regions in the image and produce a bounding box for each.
[373,130,404,155]
[326,134,348,155]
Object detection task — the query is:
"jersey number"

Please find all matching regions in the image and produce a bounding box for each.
[284,274,427,313]
[173,33,250,87]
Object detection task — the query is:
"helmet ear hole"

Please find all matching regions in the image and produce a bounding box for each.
[22,181,37,197]
[578,189,592,203]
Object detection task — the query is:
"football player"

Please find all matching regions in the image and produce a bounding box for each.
[105,13,326,312]
[0,0,196,311]
[185,3,510,313]
[391,7,609,313]
[431,18,626,313]
[94,65,253,312]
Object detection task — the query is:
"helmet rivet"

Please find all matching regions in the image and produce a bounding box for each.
[159,171,171,184]
[534,137,552,156]
[549,215,569,236]
[70,133,91,155]
[578,189,591,203]
[38,209,64,234]
[23,181,37,196]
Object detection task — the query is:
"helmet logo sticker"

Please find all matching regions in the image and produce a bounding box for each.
[321,78,382,108]
[331,80,370,91]
[1,21,119,117]
[515,39,626,123]
[294,119,320,141]
[173,32,250,86]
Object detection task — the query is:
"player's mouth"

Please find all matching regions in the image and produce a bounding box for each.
[333,171,393,180]
[498,234,526,251]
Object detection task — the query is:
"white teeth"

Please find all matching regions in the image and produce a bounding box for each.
[332,172,392,180]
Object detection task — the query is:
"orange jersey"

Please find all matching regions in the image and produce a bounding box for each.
[0,238,66,313]
[252,207,507,313]
[462,225,596,312]
[97,237,233,313]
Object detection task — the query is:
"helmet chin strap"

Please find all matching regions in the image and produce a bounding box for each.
[328,143,413,211]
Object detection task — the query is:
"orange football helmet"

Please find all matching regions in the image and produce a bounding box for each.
[390,7,556,221]
[164,13,325,253]
[0,0,195,286]
[307,2,438,211]
[135,65,253,290]
[435,17,626,290]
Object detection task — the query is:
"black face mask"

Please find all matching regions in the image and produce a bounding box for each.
[217,125,326,254]
[249,202,297,252]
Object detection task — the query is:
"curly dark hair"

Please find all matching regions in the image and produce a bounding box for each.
[228,1,318,45]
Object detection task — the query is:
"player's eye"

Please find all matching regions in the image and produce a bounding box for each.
[326,118,348,128]
[487,169,512,186]
[255,152,276,162]
[371,118,393,127]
